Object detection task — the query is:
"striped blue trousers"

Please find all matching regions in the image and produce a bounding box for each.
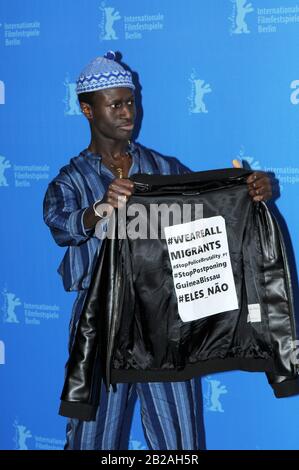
[65,379,202,450]
[66,293,203,450]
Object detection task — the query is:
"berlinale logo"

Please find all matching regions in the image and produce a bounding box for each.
[290,80,299,105]
[64,75,81,116]
[0,156,11,187]
[0,80,5,104]
[188,71,212,114]
[14,421,32,450]
[99,1,121,40]
[1,289,21,323]
[204,376,228,412]
[229,0,254,35]
[236,147,262,170]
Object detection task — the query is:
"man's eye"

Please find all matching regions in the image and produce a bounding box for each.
[111,103,121,109]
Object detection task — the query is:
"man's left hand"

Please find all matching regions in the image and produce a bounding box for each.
[232,159,272,202]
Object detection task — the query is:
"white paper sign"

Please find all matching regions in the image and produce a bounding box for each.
[164,216,238,322]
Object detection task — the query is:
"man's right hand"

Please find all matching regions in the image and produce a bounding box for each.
[83,178,134,231]
[103,178,134,209]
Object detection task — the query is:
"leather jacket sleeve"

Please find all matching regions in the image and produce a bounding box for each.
[255,202,299,397]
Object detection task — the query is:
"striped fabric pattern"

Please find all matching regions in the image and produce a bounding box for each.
[65,380,202,450]
[43,143,190,292]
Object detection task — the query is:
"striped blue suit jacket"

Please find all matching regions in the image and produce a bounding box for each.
[43,142,190,291]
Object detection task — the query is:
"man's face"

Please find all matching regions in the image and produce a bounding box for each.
[88,87,136,141]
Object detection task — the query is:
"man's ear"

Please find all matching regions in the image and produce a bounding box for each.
[80,102,93,121]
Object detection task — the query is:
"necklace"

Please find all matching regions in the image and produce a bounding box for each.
[109,152,130,179]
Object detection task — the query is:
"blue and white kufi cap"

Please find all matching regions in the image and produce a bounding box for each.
[76,51,135,95]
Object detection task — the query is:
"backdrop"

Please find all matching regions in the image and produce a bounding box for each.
[1,0,299,450]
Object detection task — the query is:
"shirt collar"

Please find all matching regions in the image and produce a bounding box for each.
[80,142,140,176]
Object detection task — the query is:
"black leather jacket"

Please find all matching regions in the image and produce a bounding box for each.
[59,169,299,421]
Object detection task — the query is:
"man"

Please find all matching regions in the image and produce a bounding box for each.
[43,51,272,450]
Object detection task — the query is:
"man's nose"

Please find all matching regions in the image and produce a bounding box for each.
[120,103,134,119]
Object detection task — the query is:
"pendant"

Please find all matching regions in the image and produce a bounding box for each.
[116,168,123,179]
